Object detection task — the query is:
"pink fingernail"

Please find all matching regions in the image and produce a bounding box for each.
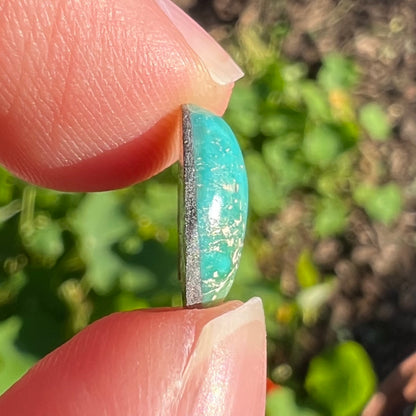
[155,0,244,85]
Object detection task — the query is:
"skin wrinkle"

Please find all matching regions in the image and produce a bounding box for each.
[93,62,128,141]
[54,8,167,160]
[66,89,110,155]
[134,37,165,116]
[49,4,93,156]
[40,28,65,124]
[0,10,20,108]
[33,2,92,159]
[3,6,26,115]
[52,40,76,145]
[114,4,166,129]
[74,42,136,153]
[80,11,121,118]
[45,0,63,66]
[8,5,53,149]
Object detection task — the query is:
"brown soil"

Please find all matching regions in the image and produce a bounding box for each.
[177,0,416,382]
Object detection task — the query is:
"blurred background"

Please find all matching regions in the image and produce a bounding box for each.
[1,0,416,414]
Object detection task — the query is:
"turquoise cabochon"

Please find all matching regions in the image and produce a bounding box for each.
[188,105,249,304]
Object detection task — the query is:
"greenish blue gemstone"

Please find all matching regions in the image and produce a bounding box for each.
[180,105,248,305]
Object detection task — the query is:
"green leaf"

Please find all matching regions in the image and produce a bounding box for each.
[25,220,64,263]
[354,183,402,225]
[261,110,306,137]
[71,192,133,294]
[296,250,320,288]
[303,125,342,168]
[263,136,310,193]
[359,103,391,141]
[0,167,17,205]
[225,85,260,139]
[301,81,332,121]
[282,62,308,83]
[0,200,21,223]
[353,183,372,206]
[115,292,150,312]
[119,267,157,293]
[258,61,286,94]
[233,244,262,285]
[267,387,320,416]
[316,152,356,197]
[297,280,336,326]
[314,198,349,237]
[305,341,377,416]
[0,316,37,394]
[135,183,177,228]
[318,53,359,91]
[130,182,178,248]
[245,152,281,216]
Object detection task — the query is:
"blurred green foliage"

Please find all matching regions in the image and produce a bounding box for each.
[227,26,397,414]
[0,24,400,415]
[359,103,392,141]
[267,341,376,416]
[227,32,400,233]
[0,168,182,391]
[305,341,376,416]
[267,387,320,416]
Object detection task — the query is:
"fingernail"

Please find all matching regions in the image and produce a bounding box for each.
[190,297,266,366]
[155,0,244,85]
[179,298,266,415]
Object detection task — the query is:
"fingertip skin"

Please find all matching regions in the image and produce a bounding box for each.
[0,0,233,191]
[0,300,266,416]
[33,109,182,191]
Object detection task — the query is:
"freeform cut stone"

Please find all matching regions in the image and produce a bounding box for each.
[180,105,248,306]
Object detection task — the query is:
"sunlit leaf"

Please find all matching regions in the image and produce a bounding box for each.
[318,54,359,91]
[245,152,281,216]
[0,316,37,394]
[261,110,306,137]
[296,250,320,288]
[71,192,133,294]
[267,387,320,416]
[303,125,343,168]
[115,293,150,312]
[301,81,332,121]
[24,220,64,263]
[359,103,391,141]
[305,341,377,416]
[133,183,177,228]
[225,85,260,139]
[263,136,310,193]
[354,183,402,225]
[314,198,349,237]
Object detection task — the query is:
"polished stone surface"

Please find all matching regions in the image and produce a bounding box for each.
[186,105,248,304]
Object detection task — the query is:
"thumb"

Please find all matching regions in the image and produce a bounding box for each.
[0,298,266,416]
[0,0,243,191]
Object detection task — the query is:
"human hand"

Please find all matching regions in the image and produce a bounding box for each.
[0,0,266,414]
[363,352,416,416]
